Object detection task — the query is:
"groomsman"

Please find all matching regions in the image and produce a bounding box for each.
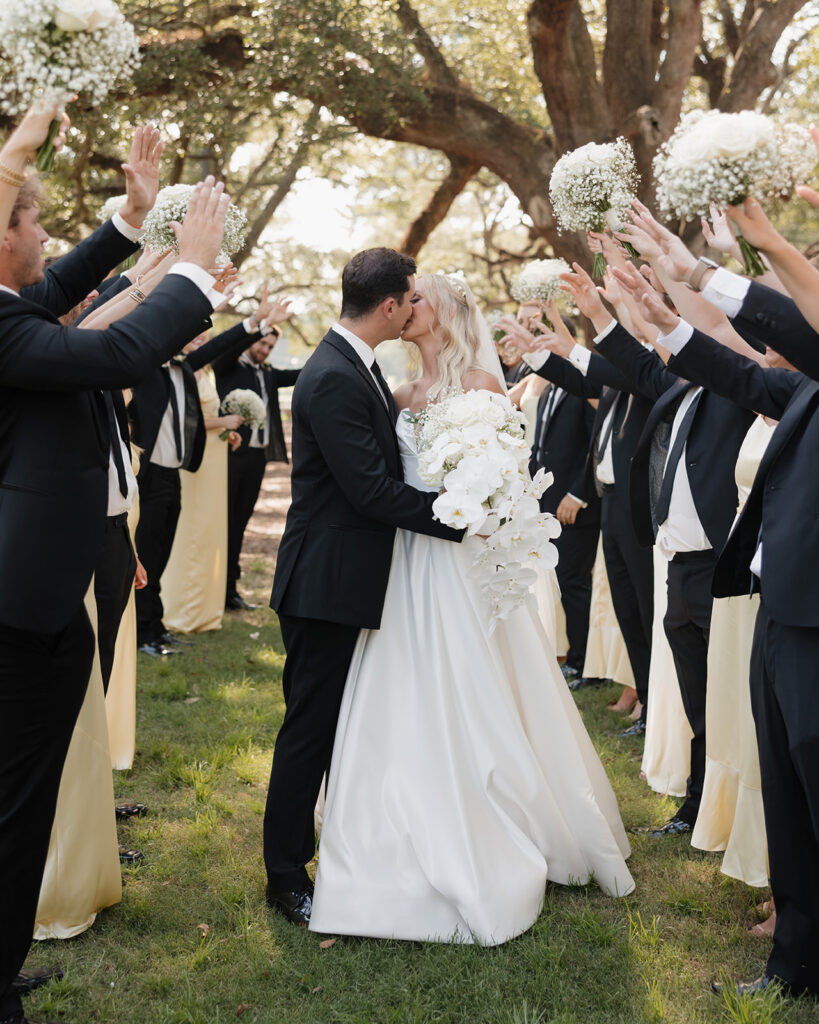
[213,292,299,611]
[562,266,754,837]
[528,318,600,682]
[0,134,230,1022]
[129,315,272,654]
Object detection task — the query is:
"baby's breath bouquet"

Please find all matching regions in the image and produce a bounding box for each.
[97,193,127,223]
[653,110,817,276]
[0,0,140,172]
[510,258,571,329]
[219,388,267,440]
[141,184,248,266]
[549,138,640,278]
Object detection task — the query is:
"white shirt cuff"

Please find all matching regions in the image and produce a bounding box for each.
[657,319,694,355]
[112,211,143,243]
[567,493,588,508]
[593,319,617,345]
[169,264,219,309]
[242,317,256,335]
[701,266,751,320]
[523,350,549,371]
[568,344,591,375]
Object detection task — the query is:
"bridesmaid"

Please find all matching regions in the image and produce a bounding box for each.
[583,540,637,697]
[161,337,243,634]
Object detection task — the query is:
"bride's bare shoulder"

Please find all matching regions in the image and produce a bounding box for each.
[462,369,506,396]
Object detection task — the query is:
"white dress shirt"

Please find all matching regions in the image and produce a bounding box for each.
[654,386,711,559]
[701,267,752,319]
[331,322,388,405]
[107,416,138,516]
[151,363,187,468]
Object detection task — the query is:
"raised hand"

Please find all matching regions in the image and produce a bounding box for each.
[558,264,609,325]
[172,177,230,271]
[724,198,783,256]
[120,124,163,228]
[617,219,661,261]
[496,315,542,354]
[611,264,679,333]
[213,277,241,312]
[1,101,71,167]
[701,203,742,260]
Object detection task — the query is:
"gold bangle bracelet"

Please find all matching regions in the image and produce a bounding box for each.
[0,160,27,187]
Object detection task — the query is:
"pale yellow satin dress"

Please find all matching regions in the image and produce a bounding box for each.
[161,368,228,633]
[582,539,635,687]
[641,548,692,798]
[691,415,775,886]
[106,505,138,770]
[520,386,567,656]
[34,581,121,940]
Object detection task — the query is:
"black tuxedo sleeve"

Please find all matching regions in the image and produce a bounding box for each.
[273,367,301,388]
[21,220,139,318]
[187,322,257,372]
[74,275,132,324]
[533,353,602,399]
[0,276,212,391]
[584,350,639,393]
[594,322,676,401]
[734,282,819,381]
[667,328,801,419]
[308,369,463,542]
[567,402,598,500]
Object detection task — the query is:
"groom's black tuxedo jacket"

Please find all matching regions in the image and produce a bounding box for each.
[595,323,755,552]
[665,328,818,626]
[0,223,214,634]
[271,329,463,629]
[129,323,256,474]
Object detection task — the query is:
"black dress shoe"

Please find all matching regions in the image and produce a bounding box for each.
[265,883,314,926]
[634,815,692,838]
[12,967,63,993]
[225,593,258,611]
[160,630,194,646]
[711,974,787,997]
[619,720,646,737]
[115,802,147,820]
[568,676,606,692]
[118,844,144,864]
[137,641,181,657]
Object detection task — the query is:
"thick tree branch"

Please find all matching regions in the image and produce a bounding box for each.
[393,0,458,89]
[399,155,480,257]
[653,0,703,130]
[603,0,655,126]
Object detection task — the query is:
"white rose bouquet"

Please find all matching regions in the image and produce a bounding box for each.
[653,110,818,276]
[141,184,248,265]
[0,0,140,171]
[549,138,640,278]
[415,388,561,626]
[510,258,571,329]
[219,388,267,439]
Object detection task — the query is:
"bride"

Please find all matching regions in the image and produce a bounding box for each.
[308,273,634,945]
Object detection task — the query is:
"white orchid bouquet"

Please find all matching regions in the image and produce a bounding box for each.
[219,388,266,440]
[0,0,140,172]
[141,184,248,266]
[510,258,571,329]
[415,388,561,626]
[549,138,640,278]
[653,110,817,276]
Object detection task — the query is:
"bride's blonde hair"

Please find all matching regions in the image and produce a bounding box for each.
[409,273,487,401]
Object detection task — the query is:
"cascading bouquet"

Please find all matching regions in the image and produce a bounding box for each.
[549,138,640,278]
[653,109,817,276]
[414,388,561,627]
[510,258,571,329]
[0,0,141,172]
[219,388,267,440]
[141,184,248,265]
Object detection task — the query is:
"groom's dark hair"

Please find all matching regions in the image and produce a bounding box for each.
[340,248,417,319]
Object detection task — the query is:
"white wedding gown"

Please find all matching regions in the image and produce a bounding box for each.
[309,411,634,945]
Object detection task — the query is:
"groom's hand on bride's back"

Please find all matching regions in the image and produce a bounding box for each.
[171,176,231,270]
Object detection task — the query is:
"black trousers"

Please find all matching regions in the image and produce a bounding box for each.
[0,605,94,1020]
[663,550,716,826]
[135,462,181,645]
[600,492,653,714]
[751,607,819,995]
[263,613,360,890]
[227,447,268,597]
[554,521,599,672]
[94,518,136,693]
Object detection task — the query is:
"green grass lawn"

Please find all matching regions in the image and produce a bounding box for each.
[23,557,819,1024]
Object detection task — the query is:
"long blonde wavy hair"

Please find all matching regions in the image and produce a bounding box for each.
[407,273,501,401]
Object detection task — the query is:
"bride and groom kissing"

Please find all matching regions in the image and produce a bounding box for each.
[264,247,634,945]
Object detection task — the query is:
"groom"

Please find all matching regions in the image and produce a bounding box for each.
[265,248,463,924]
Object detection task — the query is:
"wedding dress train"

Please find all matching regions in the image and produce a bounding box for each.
[309,411,634,945]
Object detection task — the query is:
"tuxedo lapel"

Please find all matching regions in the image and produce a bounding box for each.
[323,331,397,428]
